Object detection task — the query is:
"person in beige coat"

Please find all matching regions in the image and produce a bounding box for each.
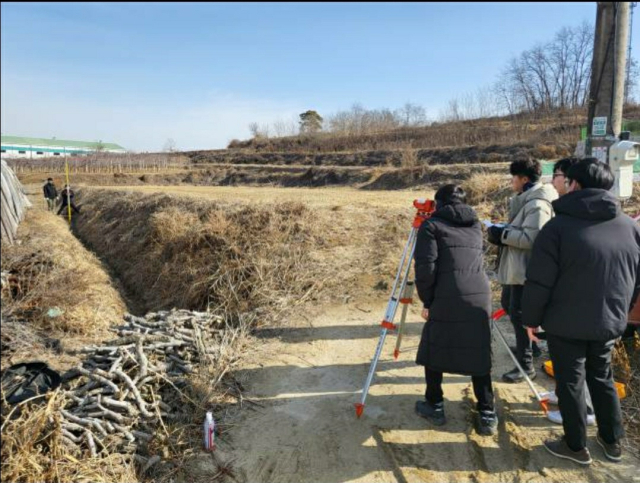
[487,159,558,383]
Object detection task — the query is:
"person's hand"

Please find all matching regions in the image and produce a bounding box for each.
[526,326,541,343]
[421,308,429,321]
[487,225,505,246]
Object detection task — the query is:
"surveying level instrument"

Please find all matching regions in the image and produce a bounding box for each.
[355,198,436,418]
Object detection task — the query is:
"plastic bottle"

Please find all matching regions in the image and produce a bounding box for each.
[203,412,216,451]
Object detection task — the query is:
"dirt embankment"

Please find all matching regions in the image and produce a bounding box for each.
[184,143,572,167]
[226,108,591,153]
[1,207,127,373]
[18,163,510,191]
[71,188,412,319]
[1,199,136,483]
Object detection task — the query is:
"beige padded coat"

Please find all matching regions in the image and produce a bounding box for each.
[496,183,558,286]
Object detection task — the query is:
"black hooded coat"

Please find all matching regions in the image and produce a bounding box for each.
[414,202,492,376]
[523,189,640,341]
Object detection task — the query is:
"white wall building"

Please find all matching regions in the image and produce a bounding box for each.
[0,135,126,159]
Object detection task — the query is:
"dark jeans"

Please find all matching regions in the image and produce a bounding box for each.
[547,334,624,452]
[425,367,494,412]
[57,201,80,215]
[500,285,534,371]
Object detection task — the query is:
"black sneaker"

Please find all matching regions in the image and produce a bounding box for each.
[544,438,592,465]
[597,433,622,462]
[415,400,446,426]
[502,367,536,383]
[477,410,498,436]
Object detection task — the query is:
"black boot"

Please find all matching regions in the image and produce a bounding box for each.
[415,400,446,426]
[502,366,536,383]
[477,410,499,436]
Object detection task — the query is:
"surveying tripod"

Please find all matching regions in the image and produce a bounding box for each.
[355,199,436,418]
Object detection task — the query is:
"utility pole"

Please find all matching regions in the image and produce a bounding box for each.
[612,3,630,136]
[586,2,631,160]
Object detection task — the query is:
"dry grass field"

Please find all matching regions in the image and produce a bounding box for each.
[90,184,434,209]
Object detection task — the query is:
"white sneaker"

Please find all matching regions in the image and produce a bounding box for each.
[547,409,596,426]
[547,410,563,424]
[540,391,559,405]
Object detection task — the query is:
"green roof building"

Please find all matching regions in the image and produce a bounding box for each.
[0,135,126,159]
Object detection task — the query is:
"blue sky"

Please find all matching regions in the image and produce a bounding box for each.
[1,2,632,151]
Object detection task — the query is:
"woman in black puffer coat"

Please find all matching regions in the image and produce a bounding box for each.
[413,184,496,435]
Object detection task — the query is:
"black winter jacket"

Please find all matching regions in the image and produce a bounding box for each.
[523,189,640,341]
[43,183,57,199]
[414,202,492,376]
[59,189,75,203]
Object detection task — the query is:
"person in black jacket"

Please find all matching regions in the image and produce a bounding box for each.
[43,178,58,212]
[523,158,640,465]
[413,184,497,435]
[57,185,80,215]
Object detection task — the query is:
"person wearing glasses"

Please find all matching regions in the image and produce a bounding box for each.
[523,159,640,465]
[538,157,597,427]
[554,157,639,344]
[551,157,579,196]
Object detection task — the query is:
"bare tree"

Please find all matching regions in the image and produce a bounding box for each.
[460,92,477,120]
[286,116,299,136]
[439,98,462,122]
[328,111,348,134]
[163,138,177,152]
[395,102,427,127]
[248,122,260,138]
[272,119,287,137]
[475,86,498,118]
[493,21,594,115]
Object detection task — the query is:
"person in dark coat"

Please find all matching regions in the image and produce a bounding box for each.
[43,178,58,212]
[523,158,640,465]
[413,184,497,435]
[540,156,597,428]
[57,184,80,215]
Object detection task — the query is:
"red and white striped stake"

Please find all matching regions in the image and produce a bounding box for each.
[491,309,549,414]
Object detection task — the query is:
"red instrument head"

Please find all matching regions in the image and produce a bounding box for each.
[413,199,436,213]
[412,199,436,228]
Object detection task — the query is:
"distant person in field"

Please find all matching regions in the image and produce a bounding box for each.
[523,159,640,465]
[413,184,497,436]
[487,159,557,383]
[57,184,80,215]
[43,178,58,212]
